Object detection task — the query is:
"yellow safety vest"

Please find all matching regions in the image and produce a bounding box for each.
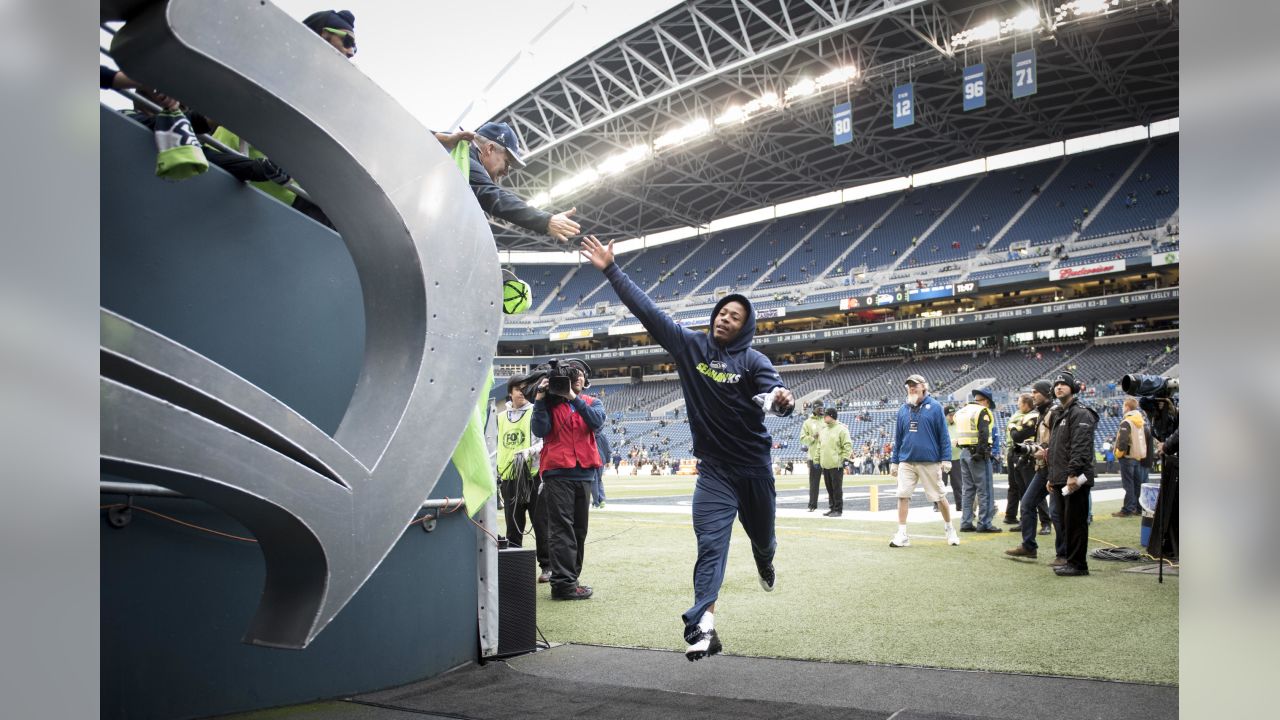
[451,140,471,176]
[495,406,534,480]
[210,126,297,206]
[953,402,992,447]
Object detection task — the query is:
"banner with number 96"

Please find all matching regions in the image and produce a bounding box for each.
[963,64,986,111]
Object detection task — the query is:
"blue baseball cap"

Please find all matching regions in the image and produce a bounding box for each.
[475,122,527,169]
[971,387,994,404]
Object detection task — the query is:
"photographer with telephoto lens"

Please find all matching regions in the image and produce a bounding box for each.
[1121,374,1178,560]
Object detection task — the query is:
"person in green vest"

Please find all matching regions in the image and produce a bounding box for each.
[799,403,826,512]
[494,374,550,582]
[954,387,1001,533]
[204,10,359,229]
[817,408,853,517]
[434,122,581,244]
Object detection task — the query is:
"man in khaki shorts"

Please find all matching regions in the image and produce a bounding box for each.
[889,375,960,548]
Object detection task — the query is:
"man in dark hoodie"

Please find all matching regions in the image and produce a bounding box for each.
[579,235,795,662]
[1044,371,1098,576]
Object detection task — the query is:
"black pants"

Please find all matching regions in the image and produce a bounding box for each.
[822,467,844,512]
[500,475,549,572]
[1011,461,1051,526]
[944,461,965,523]
[543,477,591,594]
[1052,483,1092,571]
[807,459,823,510]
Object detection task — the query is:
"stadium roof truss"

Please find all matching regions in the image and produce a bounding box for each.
[486,0,1178,251]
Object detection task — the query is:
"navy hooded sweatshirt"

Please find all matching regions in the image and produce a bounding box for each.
[602,263,791,467]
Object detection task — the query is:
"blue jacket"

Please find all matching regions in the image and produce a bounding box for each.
[594,403,612,466]
[891,394,951,464]
[602,263,791,467]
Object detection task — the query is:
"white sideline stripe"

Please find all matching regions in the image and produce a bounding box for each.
[600,488,1127,524]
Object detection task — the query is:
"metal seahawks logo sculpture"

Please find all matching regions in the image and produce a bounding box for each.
[102,0,499,648]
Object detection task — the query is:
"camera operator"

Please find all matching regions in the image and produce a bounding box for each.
[531,363,605,600]
[1146,398,1178,559]
[1044,372,1099,577]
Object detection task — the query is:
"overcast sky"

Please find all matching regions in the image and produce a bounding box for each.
[269,1,681,132]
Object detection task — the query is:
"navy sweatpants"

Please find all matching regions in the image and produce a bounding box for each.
[681,458,777,643]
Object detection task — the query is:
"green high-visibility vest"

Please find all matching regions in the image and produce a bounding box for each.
[451,140,471,177]
[953,402,992,447]
[801,416,824,462]
[496,406,534,481]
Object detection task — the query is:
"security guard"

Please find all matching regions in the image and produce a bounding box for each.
[954,387,1001,532]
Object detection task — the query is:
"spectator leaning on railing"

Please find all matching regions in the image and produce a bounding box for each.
[204,9,360,229]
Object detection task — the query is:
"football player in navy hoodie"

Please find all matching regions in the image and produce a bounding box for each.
[580,236,794,661]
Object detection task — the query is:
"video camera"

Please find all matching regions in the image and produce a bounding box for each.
[1121,374,1178,399]
[521,357,592,400]
[1121,373,1179,442]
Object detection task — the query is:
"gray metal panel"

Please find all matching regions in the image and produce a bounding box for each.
[104,0,500,647]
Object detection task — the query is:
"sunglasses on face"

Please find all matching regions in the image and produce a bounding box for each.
[324,27,357,53]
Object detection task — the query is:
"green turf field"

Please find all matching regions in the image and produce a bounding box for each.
[534,476,1178,685]
[602,471,896,498]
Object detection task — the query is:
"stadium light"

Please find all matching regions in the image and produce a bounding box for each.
[715,105,747,126]
[653,118,710,150]
[550,167,599,197]
[783,77,817,102]
[528,191,550,208]
[1008,8,1042,31]
[597,145,651,175]
[715,92,781,126]
[815,65,858,88]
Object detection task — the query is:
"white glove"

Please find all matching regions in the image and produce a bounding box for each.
[941,461,952,474]
[889,463,898,476]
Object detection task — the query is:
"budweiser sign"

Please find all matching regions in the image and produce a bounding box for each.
[1051,259,1126,281]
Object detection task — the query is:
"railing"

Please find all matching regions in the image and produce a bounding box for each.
[100,24,316,205]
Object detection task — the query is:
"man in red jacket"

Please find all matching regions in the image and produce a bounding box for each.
[531,363,605,600]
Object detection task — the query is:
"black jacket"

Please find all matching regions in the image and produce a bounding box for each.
[1046,397,1098,486]
[467,146,552,234]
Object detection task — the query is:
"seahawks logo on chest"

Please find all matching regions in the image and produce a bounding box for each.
[696,360,741,384]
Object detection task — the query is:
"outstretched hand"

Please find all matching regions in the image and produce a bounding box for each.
[579,235,615,271]
[548,207,580,242]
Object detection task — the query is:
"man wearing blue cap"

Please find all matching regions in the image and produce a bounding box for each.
[954,387,1002,533]
[435,122,581,243]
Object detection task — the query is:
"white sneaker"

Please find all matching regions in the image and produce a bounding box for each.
[945,527,960,546]
[685,629,722,661]
[889,530,910,548]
